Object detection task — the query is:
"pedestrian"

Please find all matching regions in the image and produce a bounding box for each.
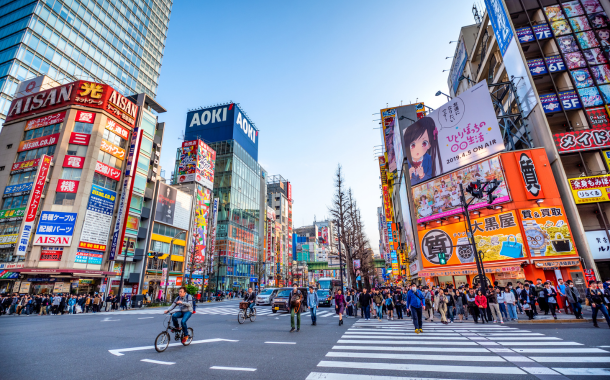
[586,280,610,328]
[288,284,303,332]
[534,279,547,315]
[503,287,518,321]
[407,284,425,333]
[466,289,478,323]
[520,283,535,320]
[496,288,509,321]
[335,289,346,325]
[598,281,610,307]
[453,288,465,322]
[486,288,503,323]
[424,287,434,322]
[373,289,383,321]
[512,282,523,314]
[557,279,572,314]
[307,286,318,326]
[475,289,488,323]
[385,292,394,320]
[438,289,448,324]
[360,288,371,320]
[543,282,558,319]
[345,291,353,317]
[393,291,403,320]
[565,280,583,319]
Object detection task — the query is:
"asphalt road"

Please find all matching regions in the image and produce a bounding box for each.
[1,300,610,380]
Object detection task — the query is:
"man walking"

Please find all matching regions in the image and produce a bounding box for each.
[407,284,425,333]
[359,288,371,320]
[373,289,384,321]
[587,280,610,328]
[307,286,319,326]
[565,280,583,319]
[557,279,572,314]
[289,284,303,332]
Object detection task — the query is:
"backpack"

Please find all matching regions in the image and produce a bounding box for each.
[385,297,392,306]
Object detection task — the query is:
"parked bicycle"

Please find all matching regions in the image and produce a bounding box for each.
[237,301,256,324]
[155,312,193,352]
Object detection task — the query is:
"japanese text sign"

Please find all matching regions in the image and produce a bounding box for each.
[554,127,610,153]
[515,151,544,199]
[100,139,126,159]
[75,111,95,123]
[63,155,85,169]
[569,174,610,204]
[33,212,77,246]
[24,112,65,131]
[56,179,79,193]
[95,161,121,181]
[17,133,59,152]
[105,119,130,140]
[519,206,577,257]
[79,185,116,252]
[11,158,40,173]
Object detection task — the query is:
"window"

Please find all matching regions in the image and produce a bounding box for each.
[54,192,76,205]
[0,221,21,235]
[61,168,82,181]
[140,137,153,156]
[133,174,146,193]
[170,261,183,272]
[24,123,61,140]
[172,244,184,256]
[98,150,122,170]
[92,172,117,190]
[151,240,169,254]
[130,195,143,212]
[16,145,56,162]
[103,128,127,148]
[141,111,156,139]
[74,121,93,134]
[2,195,28,210]
[9,171,34,185]
[66,144,87,156]
[137,154,149,172]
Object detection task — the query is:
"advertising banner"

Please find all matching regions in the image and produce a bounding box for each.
[75,110,95,123]
[56,179,79,193]
[193,186,211,264]
[568,174,610,204]
[126,215,139,231]
[69,132,90,145]
[100,139,125,159]
[95,161,121,181]
[11,158,40,174]
[40,247,64,261]
[449,39,468,95]
[381,108,398,173]
[105,119,130,140]
[515,151,544,199]
[545,55,566,72]
[418,210,524,269]
[533,23,552,39]
[603,150,610,168]
[527,58,548,76]
[16,155,51,255]
[554,127,610,153]
[17,133,59,152]
[540,93,561,113]
[197,141,216,190]
[412,155,509,223]
[0,207,25,221]
[25,111,66,131]
[585,106,610,128]
[0,234,17,247]
[519,206,577,257]
[33,212,77,246]
[516,26,534,43]
[79,185,117,252]
[585,230,610,260]
[3,182,33,197]
[399,175,416,257]
[155,182,191,231]
[63,155,85,169]
[558,90,582,110]
[400,81,505,187]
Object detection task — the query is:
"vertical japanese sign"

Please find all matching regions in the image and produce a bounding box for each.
[515,151,544,199]
[209,198,219,268]
[16,155,51,256]
[193,186,211,264]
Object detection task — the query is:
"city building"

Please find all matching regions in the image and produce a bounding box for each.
[0,78,166,295]
[0,0,172,129]
[266,174,292,286]
[182,102,264,291]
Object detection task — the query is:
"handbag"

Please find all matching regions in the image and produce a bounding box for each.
[523,303,531,310]
[499,235,523,258]
[551,233,572,252]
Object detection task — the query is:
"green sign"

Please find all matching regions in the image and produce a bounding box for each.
[0,207,26,220]
[439,252,447,265]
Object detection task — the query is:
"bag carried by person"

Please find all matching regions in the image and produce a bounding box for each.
[75,305,82,313]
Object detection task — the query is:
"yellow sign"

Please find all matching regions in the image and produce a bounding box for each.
[568,174,610,204]
[603,150,610,169]
[0,234,17,244]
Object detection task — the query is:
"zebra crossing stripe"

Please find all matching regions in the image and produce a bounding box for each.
[552,368,610,375]
[326,352,505,362]
[489,337,561,341]
[342,335,469,341]
[316,360,526,375]
[336,339,478,345]
[498,341,583,346]
[331,345,490,353]
[306,373,462,380]
[529,356,610,363]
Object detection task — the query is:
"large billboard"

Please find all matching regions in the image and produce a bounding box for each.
[381,108,398,173]
[398,174,416,257]
[177,140,217,190]
[448,38,468,95]
[185,103,258,161]
[79,185,117,252]
[519,206,576,257]
[155,183,192,231]
[193,186,211,264]
[400,80,505,187]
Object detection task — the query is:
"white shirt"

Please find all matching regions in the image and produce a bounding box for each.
[503,292,515,304]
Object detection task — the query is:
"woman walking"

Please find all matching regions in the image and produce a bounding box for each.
[543,282,559,320]
[453,288,465,322]
[438,289,448,324]
[335,289,346,326]
[475,289,488,323]
[385,293,395,320]
[503,287,518,321]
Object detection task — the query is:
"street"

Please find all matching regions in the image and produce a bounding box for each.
[2,300,610,380]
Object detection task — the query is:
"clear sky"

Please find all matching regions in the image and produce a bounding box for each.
[154,1,478,254]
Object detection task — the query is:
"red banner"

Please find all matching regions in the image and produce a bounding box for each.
[105,119,130,140]
[25,156,52,223]
[17,133,59,152]
[24,112,65,131]
[11,158,40,172]
[75,110,96,123]
[95,161,121,180]
[63,155,85,169]
[585,107,610,129]
[69,132,91,145]
[554,127,610,153]
[56,179,79,193]
[40,247,63,261]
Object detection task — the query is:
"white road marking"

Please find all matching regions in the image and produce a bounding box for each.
[141,359,175,365]
[326,352,504,362]
[101,317,120,322]
[530,356,610,363]
[521,367,559,375]
[488,337,562,341]
[332,345,489,353]
[317,361,525,375]
[108,338,238,356]
[512,348,608,353]
[138,317,154,319]
[498,341,582,346]
[265,342,296,344]
[342,335,468,340]
[337,339,477,345]
[553,368,610,376]
[210,366,256,371]
[307,372,466,380]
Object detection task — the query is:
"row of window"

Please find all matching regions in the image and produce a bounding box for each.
[0,220,21,236]
[9,171,35,186]
[152,222,185,240]
[150,239,185,256]
[146,258,183,272]
[98,150,123,170]
[23,122,61,141]
[74,121,94,134]
[2,195,28,210]
[15,144,56,163]
[93,171,118,191]
[103,128,127,148]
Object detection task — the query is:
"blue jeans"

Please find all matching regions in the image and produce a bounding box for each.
[447,305,454,322]
[363,305,370,319]
[310,306,317,323]
[506,303,518,320]
[247,302,255,314]
[572,301,582,318]
[375,304,383,318]
[172,311,193,336]
[499,303,508,320]
[410,306,423,329]
[592,304,610,326]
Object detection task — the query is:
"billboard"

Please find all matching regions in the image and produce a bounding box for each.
[568,174,610,204]
[400,81,505,186]
[193,186,211,264]
[554,127,610,153]
[448,38,468,95]
[399,174,416,257]
[519,206,576,257]
[33,212,77,246]
[381,108,398,173]
[79,185,117,252]
[177,140,217,190]
[185,103,258,161]
[155,183,191,231]
[412,155,510,223]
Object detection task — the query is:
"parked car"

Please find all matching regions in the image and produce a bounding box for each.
[256,288,279,305]
[272,287,310,313]
[317,289,332,307]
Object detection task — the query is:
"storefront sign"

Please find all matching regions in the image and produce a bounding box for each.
[105,119,130,140]
[0,234,17,245]
[69,132,91,145]
[584,268,597,282]
[0,207,25,221]
[40,247,64,261]
[558,90,581,110]
[0,263,24,269]
[56,179,79,193]
[545,55,565,72]
[100,139,125,159]
[95,161,121,181]
[603,150,610,169]
[62,155,85,169]
[75,110,95,123]
[17,133,59,152]
[125,215,139,231]
[3,182,33,197]
[527,58,547,75]
[534,259,580,268]
[11,158,40,174]
[585,106,610,128]
[419,211,523,269]
[6,82,74,122]
[419,265,522,277]
[585,230,610,260]
[16,155,51,255]
[540,93,561,113]
[554,127,610,153]
[533,23,552,40]
[78,185,116,253]
[516,26,534,43]
[75,248,103,265]
[24,111,66,131]
[516,151,543,199]
[19,282,31,293]
[33,212,77,246]
[520,206,577,257]
[569,174,610,204]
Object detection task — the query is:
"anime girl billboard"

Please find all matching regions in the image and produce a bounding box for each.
[400,80,505,187]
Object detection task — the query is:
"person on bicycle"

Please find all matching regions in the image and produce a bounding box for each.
[164,286,194,344]
[244,287,256,315]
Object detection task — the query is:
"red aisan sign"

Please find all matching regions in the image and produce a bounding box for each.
[95,160,121,181]
[75,110,96,123]
[24,112,65,131]
[11,158,41,173]
[17,133,60,152]
[63,155,85,169]
[69,132,91,146]
[56,179,79,193]
[554,127,610,153]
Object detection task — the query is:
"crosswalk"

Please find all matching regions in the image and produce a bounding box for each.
[306,319,610,379]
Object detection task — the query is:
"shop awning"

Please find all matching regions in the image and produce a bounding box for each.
[418,263,524,278]
[11,268,116,276]
[534,259,580,269]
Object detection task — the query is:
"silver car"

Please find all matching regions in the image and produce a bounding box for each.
[256,288,279,305]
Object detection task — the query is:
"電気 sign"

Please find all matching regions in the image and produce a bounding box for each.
[78,185,117,252]
[33,212,77,246]
[569,174,610,204]
[554,127,610,153]
[400,80,505,186]
[519,206,576,257]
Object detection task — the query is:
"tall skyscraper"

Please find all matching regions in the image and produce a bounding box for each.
[0,0,172,129]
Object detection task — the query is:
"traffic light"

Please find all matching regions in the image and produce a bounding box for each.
[487,179,500,204]
[438,252,447,265]
[466,180,483,198]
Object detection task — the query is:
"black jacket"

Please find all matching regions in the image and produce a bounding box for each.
[359,293,371,307]
[587,288,606,306]
[542,288,558,303]
[519,288,535,304]
[244,292,257,302]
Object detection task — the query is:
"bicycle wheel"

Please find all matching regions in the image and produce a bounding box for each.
[182,328,193,346]
[249,308,257,322]
[155,331,170,352]
[237,310,245,324]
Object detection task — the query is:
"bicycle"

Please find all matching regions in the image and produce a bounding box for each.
[237,301,256,324]
[155,313,193,352]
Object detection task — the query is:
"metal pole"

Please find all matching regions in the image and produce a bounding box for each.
[164,231,184,302]
[117,246,128,300]
[459,184,487,295]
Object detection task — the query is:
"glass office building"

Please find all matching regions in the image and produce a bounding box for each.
[0,0,172,129]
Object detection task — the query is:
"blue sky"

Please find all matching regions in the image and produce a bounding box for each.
[155,1,477,254]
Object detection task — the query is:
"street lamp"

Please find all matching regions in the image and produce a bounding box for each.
[435,91,452,101]
[459,75,474,84]
[398,115,416,123]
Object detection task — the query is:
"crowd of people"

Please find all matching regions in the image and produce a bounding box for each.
[0,293,133,315]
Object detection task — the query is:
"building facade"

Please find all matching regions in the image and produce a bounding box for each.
[0,0,172,129]
[266,174,292,286]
